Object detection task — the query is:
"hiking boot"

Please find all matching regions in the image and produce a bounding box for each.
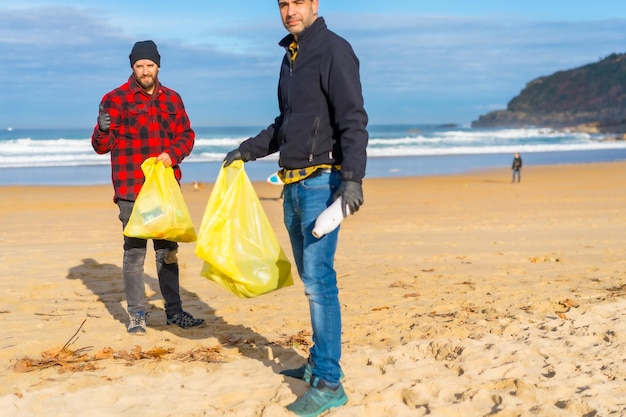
[280,361,313,382]
[286,377,348,417]
[127,311,147,335]
[166,310,205,328]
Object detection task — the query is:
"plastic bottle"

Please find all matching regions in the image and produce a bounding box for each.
[312,197,351,238]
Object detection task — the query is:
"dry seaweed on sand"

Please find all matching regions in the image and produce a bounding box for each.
[13,320,223,373]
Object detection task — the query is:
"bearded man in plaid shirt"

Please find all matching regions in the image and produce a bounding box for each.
[92,40,204,335]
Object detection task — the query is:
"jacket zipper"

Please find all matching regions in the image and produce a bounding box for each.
[309,116,320,162]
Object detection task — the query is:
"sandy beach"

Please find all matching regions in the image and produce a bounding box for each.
[1,161,625,417]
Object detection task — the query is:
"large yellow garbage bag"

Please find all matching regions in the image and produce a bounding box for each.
[123,157,197,242]
[195,161,293,298]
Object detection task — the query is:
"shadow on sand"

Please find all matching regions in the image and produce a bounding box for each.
[67,258,305,386]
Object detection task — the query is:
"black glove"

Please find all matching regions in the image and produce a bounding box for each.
[98,104,111,132]
[223,149,242,167]
[333,180,363,216]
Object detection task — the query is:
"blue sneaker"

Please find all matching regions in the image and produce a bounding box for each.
[280,359,344,383]
[286,377,348,417]
[280,361,313,382]
[127,311,146,335]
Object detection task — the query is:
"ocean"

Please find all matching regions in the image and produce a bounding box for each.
[1,124,626,186]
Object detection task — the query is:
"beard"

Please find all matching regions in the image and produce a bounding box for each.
[135,74,156,92]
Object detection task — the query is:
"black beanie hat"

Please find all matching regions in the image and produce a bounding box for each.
[129,40,161,67]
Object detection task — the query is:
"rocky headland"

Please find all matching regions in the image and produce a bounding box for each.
[472,52,626,139]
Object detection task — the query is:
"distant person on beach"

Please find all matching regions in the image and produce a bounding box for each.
[222,0,368,415]
[512,152,522,183]
[91,40,204,335]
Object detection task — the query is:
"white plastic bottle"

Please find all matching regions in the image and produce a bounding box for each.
[312,197,351,238]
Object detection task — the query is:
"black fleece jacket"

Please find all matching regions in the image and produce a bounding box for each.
[239,17,368,182]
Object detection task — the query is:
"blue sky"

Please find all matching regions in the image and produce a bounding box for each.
[2,1,626,129]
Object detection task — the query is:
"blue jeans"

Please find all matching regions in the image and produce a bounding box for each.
[117,200,182,317]
[512,168,521,183]
[282,171,343,385]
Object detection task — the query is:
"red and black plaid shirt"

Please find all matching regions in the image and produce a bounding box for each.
[92,75,195,202]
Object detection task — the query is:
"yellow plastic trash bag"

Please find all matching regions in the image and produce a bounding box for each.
[195,161,293,298]
[123,157,197,242]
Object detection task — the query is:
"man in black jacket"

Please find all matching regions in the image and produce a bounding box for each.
[223,0,368,415]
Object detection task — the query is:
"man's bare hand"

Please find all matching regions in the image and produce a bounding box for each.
[156,152,172,167]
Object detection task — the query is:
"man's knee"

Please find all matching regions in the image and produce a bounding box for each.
[156,248,178,264]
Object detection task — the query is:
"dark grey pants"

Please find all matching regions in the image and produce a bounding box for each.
[117,200,182,317]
